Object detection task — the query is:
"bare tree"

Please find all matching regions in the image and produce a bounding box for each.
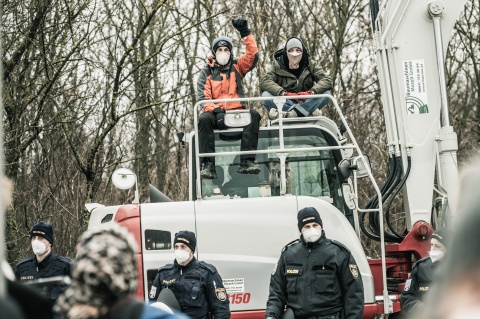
[2,0,478,266]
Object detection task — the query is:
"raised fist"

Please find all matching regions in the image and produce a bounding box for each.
[232,18,250,38]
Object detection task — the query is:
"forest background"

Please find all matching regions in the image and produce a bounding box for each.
[2,0,479,265]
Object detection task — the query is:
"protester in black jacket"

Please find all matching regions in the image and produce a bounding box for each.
[401,228,448,315]
[266,207,364,319]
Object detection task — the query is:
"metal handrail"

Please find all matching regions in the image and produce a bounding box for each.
[192,93,388,312]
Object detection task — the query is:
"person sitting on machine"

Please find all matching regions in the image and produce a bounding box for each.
[260,37,332,120]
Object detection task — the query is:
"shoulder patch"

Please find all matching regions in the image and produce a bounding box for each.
[349,264,359,279]
[281,239,300,254]
[158,263,174,272]
[215,288,227,302]
[149,286,157,300]
[404,279,412,291]
[198,261,217,273]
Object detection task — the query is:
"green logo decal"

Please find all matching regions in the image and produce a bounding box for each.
[406,96,429,114]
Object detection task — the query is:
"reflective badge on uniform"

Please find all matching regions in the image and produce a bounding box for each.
[216,288,227,301]
[149,286,157,299]
[404,279,412,291]
[272,263,277,275]
[285,268,302,275]
[349,264,359,279]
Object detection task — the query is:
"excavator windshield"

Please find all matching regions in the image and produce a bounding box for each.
[193,125,347,214]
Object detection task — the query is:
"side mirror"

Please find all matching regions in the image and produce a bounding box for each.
[111,168,139,204]
[342,183,356,210]
[355,154,372,179]
[338,159,352,181]
[176,132,186,147]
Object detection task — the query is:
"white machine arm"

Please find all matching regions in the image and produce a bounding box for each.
[372,0,467,228]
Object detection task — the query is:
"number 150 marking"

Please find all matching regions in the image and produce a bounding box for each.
[227,293,251,304]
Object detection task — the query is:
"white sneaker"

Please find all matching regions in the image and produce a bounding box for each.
[269,108,279,120]
[312,109,322,117]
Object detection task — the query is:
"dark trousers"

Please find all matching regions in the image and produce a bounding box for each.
[296,314,340,319]
[198,109,261,164]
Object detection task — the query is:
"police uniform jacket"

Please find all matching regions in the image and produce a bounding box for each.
[400,256,438,315]
[148,257,230,319]
[14,252,72,300]
[266,231,364,319]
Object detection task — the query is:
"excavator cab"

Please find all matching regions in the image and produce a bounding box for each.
[191,120,355,224]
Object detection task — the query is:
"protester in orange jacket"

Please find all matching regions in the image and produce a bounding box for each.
[196,18,261,179]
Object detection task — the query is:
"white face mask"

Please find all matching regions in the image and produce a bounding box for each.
[303,228,322,243]
[175,249,191,264]
[32,239,47,255]
[429,250,445,263]
[216,52,230,66]
[287,51,302,69]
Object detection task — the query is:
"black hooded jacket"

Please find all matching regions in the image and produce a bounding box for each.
[260,37,333,96]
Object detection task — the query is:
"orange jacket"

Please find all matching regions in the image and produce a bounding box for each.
[196,34,258,112]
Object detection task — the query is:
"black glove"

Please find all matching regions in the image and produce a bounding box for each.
[232,18,251,38]
[213,108,227,130]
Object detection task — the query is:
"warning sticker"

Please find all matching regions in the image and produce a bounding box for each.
[223,278,245,293]
[403,59,429,114]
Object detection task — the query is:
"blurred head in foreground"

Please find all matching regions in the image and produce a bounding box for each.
[416,166,480,319]
[54,223,138,318]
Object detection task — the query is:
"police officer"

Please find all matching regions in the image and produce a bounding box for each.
[148,230,230,319]
[266,207,364,319]
[14,221,71,300]
[400,228,448,315]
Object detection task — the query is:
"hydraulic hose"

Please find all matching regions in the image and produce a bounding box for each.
[385,156,411,240]
[378,156,405,241]
[365,155,396,210]
[370,156,402,238]
[431,205,437,229]
[381,156,404,205]
[360,211,381,241]
[367,155,397,234]
[362,155,397,241]
[369,0,380,32]
[369,156,406,242]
